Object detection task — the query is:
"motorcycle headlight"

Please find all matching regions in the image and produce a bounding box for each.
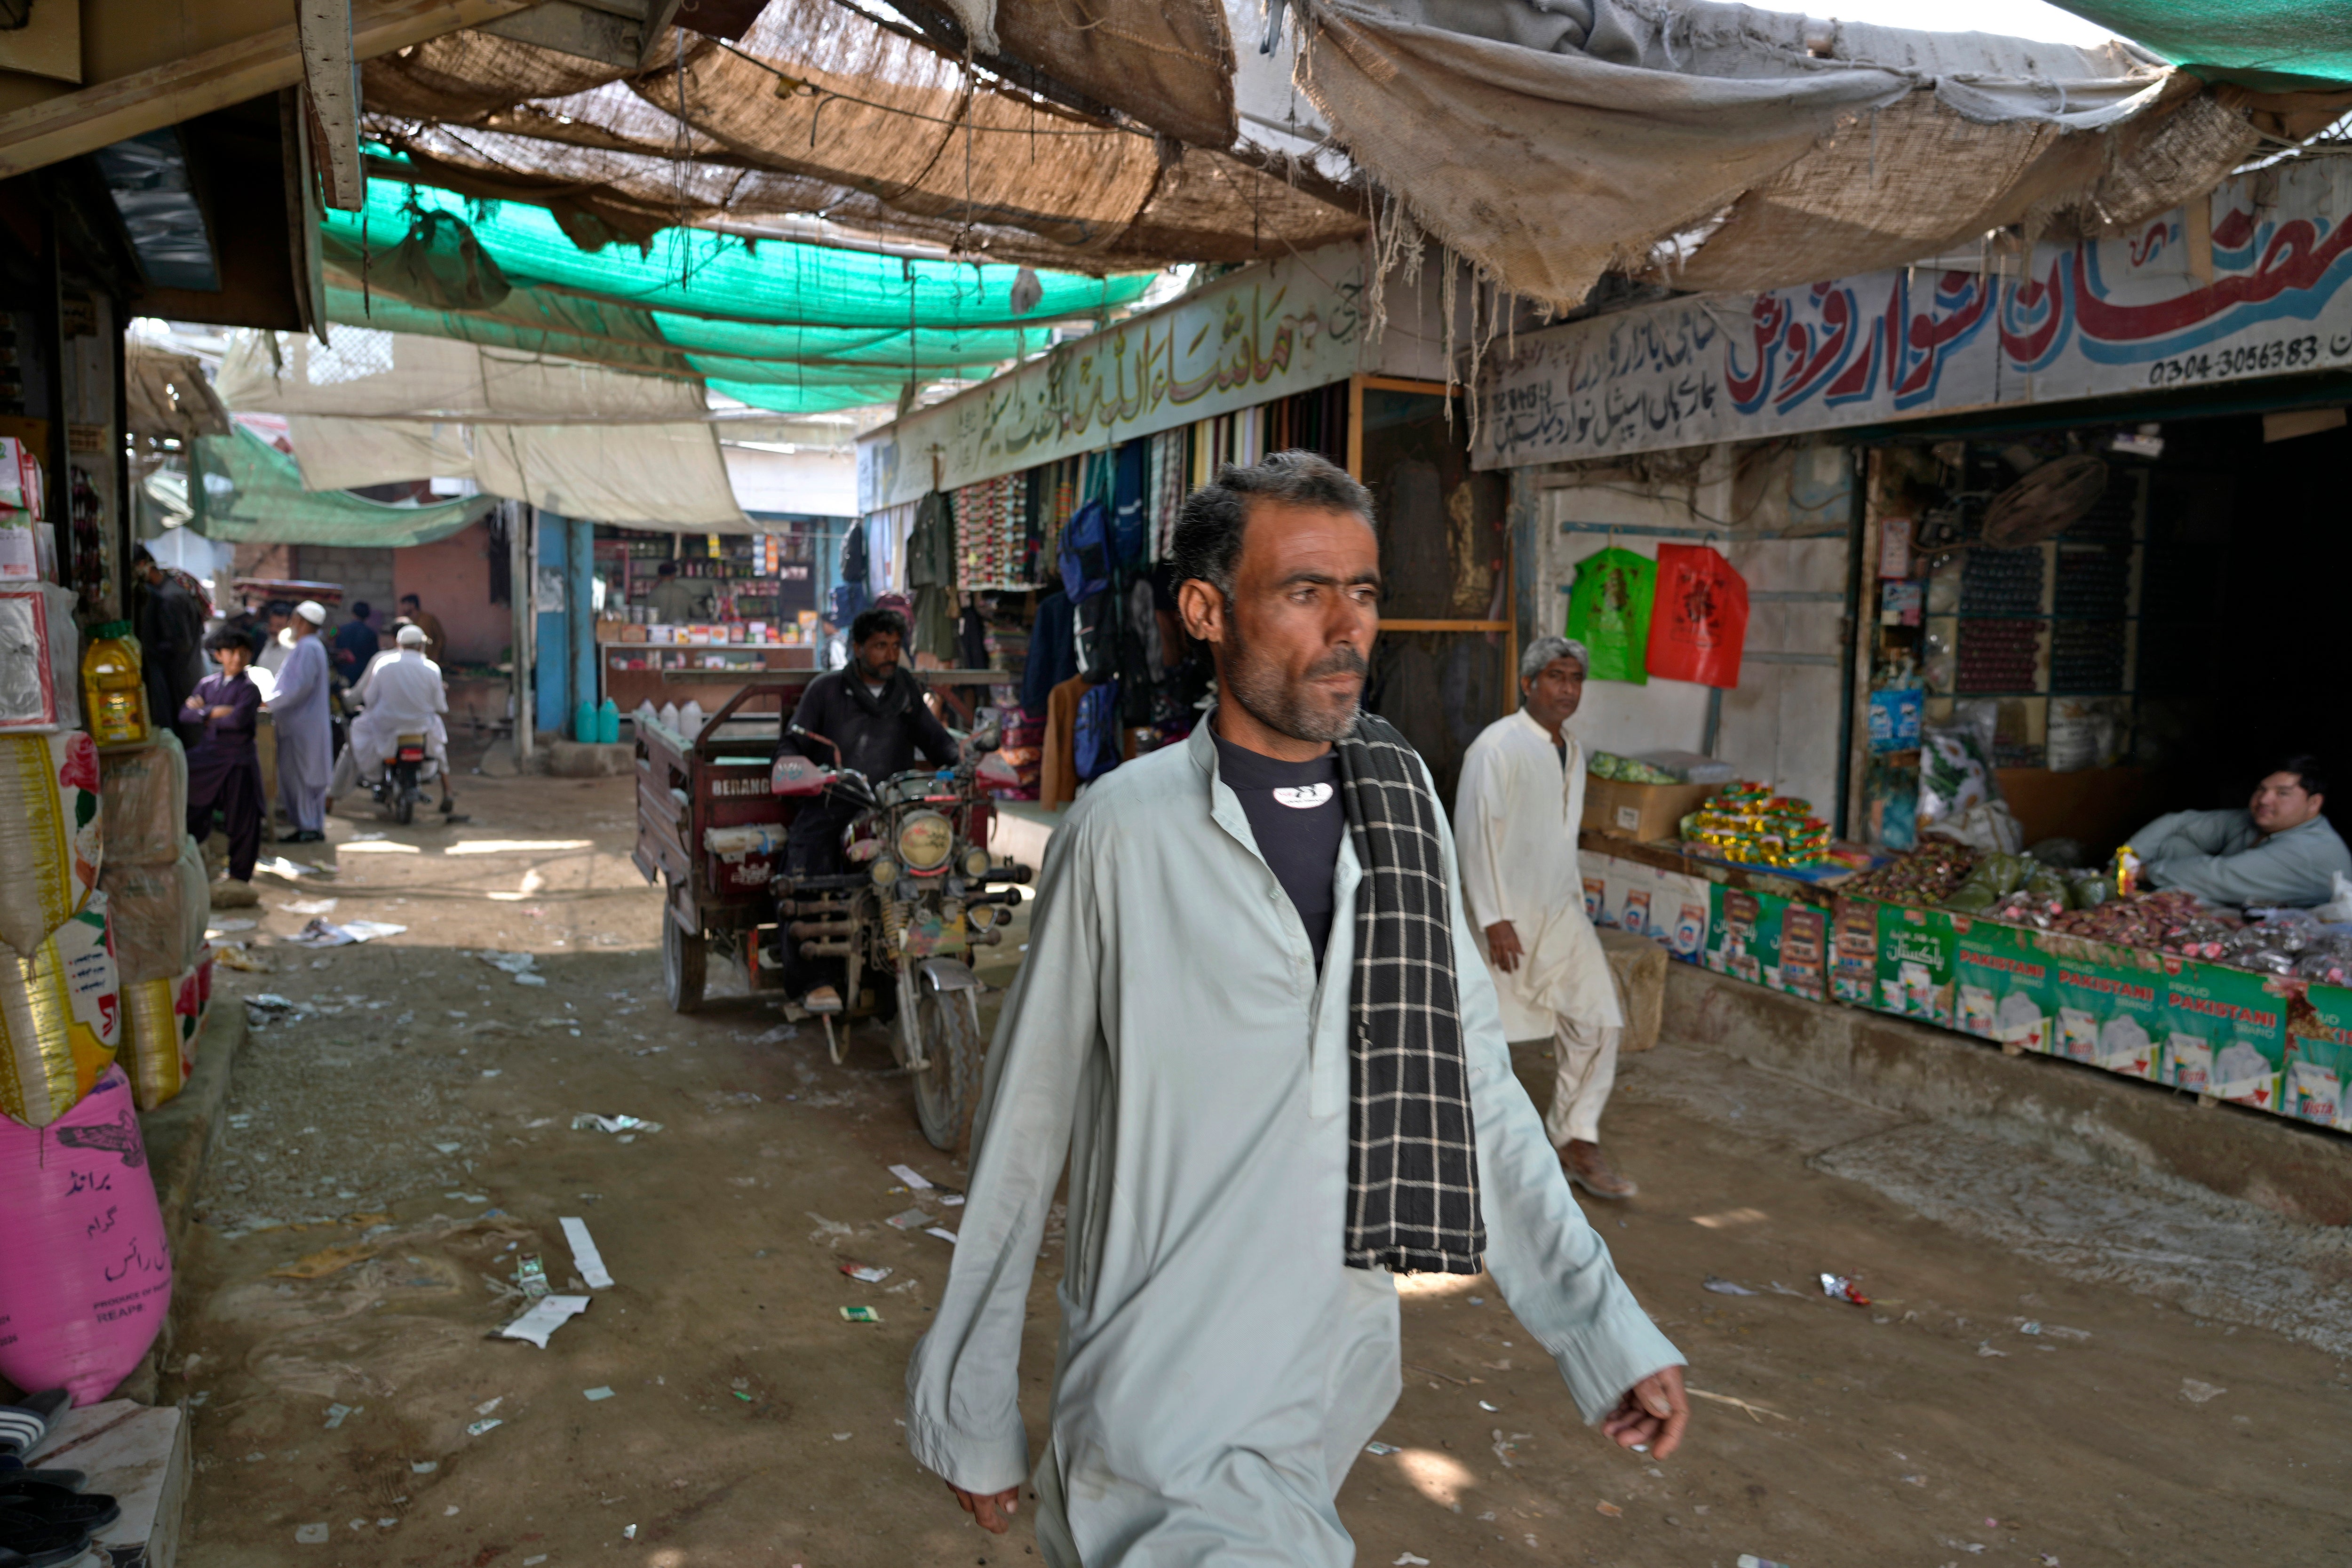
[869,856,899,886]
[897,810,954,871]
[961,847,993,880]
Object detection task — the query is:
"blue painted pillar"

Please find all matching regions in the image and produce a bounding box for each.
[534,512,569,734]
[567,517,596,737]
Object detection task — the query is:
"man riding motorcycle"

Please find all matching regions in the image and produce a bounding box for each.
[326,623,460,818]
[771,607,959,995]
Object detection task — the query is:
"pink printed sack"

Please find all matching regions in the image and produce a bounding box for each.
[0,1066,173,1404]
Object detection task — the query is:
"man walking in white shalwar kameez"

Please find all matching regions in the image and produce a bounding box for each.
[906,454,1686,1567]
[1455,636,1637,1199]
[267,600,333,844]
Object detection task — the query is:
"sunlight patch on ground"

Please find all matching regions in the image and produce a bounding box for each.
[445,839,596,854]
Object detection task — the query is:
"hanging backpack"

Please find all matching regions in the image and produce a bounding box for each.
[1059,499,1113,604]
[1074,679,1122,781]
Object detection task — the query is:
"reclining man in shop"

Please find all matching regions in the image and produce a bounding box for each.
[771,607,959,996]
[1455,634,1636,1200]
[906,453,1684,1566]
[2124,755,2352,909]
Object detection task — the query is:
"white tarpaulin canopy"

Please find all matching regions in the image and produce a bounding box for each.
[216,328,750,529]
[1295,0,2276,309]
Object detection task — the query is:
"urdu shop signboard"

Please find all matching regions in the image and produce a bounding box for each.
[1476,161,2352,468]
[861,242,1372,511]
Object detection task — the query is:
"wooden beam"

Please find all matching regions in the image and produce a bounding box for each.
[295,0,363,211]
[0,0,535,183]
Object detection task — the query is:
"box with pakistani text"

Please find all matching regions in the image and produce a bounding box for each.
[2162,958,2289,1113]
[1705,883,1783,990]
[1830,896,1881,1004]
[1951,917,2053,1053]
[2044,940,2167,1081]
[2288,984,2352,1131]
[1875,906,1956,1027]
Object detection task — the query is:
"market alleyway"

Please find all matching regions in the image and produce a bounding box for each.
[171,766,2352,1568]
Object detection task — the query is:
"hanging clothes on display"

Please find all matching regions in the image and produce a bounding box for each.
[906,492,959,661]
[1022,590,1078,715]
[1040,673,1088,809]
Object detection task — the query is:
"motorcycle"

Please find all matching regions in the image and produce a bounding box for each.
[771,724,1028,1153]
[367,732,440,825]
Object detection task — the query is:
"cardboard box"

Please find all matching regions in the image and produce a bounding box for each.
[2289,986,2352,1130]
[1952,917,2055,1055]
[2046,943,2165,1077]
[1875,906,1956,1026]
[1581,779,1716,843]
[595,618,631,641]
[2162,958,2288,1111]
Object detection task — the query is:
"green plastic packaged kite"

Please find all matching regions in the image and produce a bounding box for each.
[1563,547,1655,685]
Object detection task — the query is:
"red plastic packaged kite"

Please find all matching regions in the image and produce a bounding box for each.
[1644,543,1748,688]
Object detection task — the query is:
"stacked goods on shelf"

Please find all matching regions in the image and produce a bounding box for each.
[1684,783,1834,869]
[95,725,209,1110]
[0,897,121,1126]
[0,584,79,733]
[98,731,186,865]
[0,1066,174,1404]
[0,725,103,955]
[119,958,212,1113]
[0,589,121,1130]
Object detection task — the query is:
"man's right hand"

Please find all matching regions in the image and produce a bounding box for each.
[1485,920,1524,974]
[947,1482,1020,1533]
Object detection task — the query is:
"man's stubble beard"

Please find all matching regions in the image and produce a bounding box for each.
[1221,608,1366,745]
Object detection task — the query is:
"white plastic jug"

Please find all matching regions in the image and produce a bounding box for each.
[680,699,705,739]
[658,701,680,734]
[635,700,657,734]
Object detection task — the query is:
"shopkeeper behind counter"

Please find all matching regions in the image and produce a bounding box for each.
[2125,755,2352,909]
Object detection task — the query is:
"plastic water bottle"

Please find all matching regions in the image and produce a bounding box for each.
[573,698,597,743]
[680,699,705,739]
[597,698,620,744]
[659,701,680,734]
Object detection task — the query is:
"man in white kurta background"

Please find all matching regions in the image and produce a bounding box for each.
[1455,635,1636,1199]
[265,600,333,844]
[327,624,459,817]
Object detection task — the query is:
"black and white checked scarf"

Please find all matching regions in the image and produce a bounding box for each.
[1334,713,1486,1275]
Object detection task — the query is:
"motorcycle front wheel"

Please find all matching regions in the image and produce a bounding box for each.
[906,976,985,1155]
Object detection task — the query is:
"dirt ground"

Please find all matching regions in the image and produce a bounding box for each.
[170,761,2352,1568]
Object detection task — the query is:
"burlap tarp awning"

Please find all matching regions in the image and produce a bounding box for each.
[1295,0,2350,310]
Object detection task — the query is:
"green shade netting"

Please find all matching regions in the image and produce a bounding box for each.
[2049,1,2352,87]
[193,426,496,547]
[319,177,1141,412]
[322,285,1035,382]
[323,179,1152,329]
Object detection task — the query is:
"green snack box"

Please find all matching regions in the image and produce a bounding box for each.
[1705,885,1782,989]
[1876,906,1956,1026]
[2046,941,2167,1080]
[1952,917,2053,1054]
[2162,957,2289,1113]
[2287,985,2352,1130]
[1831,896,1880,1005]
[1777,903,1828,1003]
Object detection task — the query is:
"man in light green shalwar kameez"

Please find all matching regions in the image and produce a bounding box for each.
[906,454,1687,1566]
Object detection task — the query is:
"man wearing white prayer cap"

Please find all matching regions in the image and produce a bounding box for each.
[329,621,461,819]
[1453,634,1636,1199]
[265,601,333,843]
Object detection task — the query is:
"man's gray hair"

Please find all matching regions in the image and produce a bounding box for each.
[1169,450,1375,605]
[1520,634,1589,683]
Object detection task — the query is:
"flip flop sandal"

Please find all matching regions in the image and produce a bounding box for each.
[0,1478,81,1496]
[0,1518,89,1567]
[0,1487,118,1531]
[0,1394,68,1460]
